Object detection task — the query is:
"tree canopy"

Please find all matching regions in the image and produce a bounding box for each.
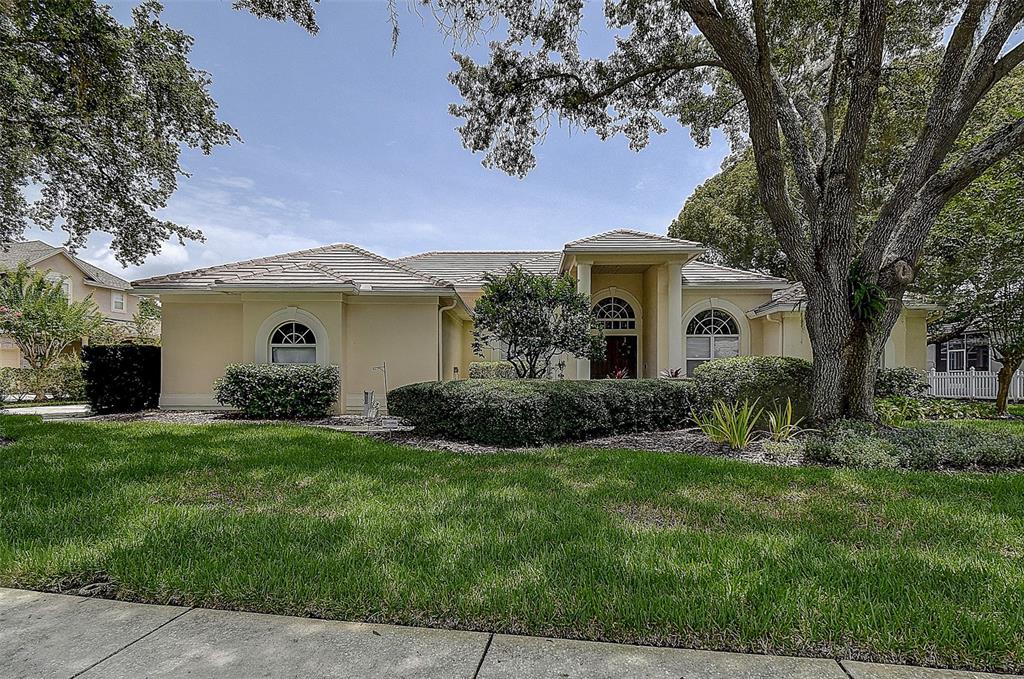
[472,265,603,379]
[0,0,237,264]
[0,262,103,371]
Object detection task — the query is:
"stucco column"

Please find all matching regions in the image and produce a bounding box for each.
[576,261,592,380]
[667,261,683,372]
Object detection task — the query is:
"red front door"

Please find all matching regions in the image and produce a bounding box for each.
[593,336,638,379]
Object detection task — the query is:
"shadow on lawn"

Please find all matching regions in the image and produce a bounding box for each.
[1,415,1022,672]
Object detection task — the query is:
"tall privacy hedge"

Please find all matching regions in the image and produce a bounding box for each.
[388,379,693,446]
[82,345,160,413]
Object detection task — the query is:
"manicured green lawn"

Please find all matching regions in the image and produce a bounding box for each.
[1,415,1022,673]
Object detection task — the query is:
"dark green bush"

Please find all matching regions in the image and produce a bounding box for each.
[805,420,1024,470]
[214,364,340,419]
[388,379,694,446]
[0,355,87,402]
[875,367,929,398]
[467,361,517,379]
[82,345,160,413]
[691,356,813,419]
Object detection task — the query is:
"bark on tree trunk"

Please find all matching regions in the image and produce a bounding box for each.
[995,358,1021,417]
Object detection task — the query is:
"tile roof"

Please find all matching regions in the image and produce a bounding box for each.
[747,283,939,317]
[397,251,561,285]
[0,240,130,290]
[133,243,451,292]
[681,261,790,288]
[563,229,704,252]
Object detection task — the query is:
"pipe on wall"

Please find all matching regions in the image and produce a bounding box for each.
[437,297,458,381]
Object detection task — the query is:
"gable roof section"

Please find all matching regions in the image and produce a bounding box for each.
[681,261,790,288]
[747,283,940,318]
[563,229,703,253]
[0,240,131,290]
[132,243,453,293]
[398,250,561,285]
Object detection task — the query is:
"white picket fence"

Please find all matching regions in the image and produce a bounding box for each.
[927,369,1024,401]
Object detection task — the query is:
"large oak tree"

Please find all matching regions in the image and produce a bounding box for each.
[1,0,237,264]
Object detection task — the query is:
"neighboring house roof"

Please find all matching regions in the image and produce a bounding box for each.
[747,283,940,318]
[132,243,453,293]
[681,261,790,288]
[0,240,131,290]
[398,251,561,285]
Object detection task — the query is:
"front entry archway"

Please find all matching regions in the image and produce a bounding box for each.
[592,292,641,379]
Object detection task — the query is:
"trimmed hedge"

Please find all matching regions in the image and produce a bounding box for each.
[468,361,517,379]
[691,356,813,419]
[388,379,694,446]
[875,367,928,398]
[0,355,87,402]
[214,363,340,419]
[82,345,161,414]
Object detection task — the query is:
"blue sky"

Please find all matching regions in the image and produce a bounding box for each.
[32,1,730,280]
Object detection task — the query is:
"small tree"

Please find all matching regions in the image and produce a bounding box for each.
[0,263,103,396]
[472,265,603,378]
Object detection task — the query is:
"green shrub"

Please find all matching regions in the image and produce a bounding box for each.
[0,355,87,402]
[214,364,340,419]
[692,399,763,450]
[467,361,517,379]
[875,367,928,398]
[804,426,902,469]
[804,420,1024,470]
[82,345,161,413]
[388,379,694,446]
[875,396,926,426]
[875,396,998,421]
[691,356,813,419]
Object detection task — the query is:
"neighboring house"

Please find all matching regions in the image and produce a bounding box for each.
[133,229,935,413]
[0,240,140,368]
[927,330,1021,374]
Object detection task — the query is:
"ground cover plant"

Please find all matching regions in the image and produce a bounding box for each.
[1,415,1022,673]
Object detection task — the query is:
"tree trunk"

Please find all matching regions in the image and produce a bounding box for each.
[995,358,1021,417]
[803,280,896,423]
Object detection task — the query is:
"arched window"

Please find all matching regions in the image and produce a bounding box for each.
[269,322,317,364]
[686,309,740,375]
[593,296,637,331]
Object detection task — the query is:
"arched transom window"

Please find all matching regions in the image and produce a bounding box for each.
[686,309,740,375]
[594,297,637,331]
[269,322,317,364]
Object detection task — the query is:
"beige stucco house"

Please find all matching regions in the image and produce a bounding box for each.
[133,230,934,413]
[0,241,141,368]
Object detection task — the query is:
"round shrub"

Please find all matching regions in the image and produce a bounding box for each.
[467,361,517,379]
[387,379,694,446]
[691,356,813,419]
[214,364,340,419]
[875,367,928,398]
[82,345,160,413]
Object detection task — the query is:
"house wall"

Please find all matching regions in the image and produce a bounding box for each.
[160,296,244,408]
[441,310,464,381]
[33,253,139,321]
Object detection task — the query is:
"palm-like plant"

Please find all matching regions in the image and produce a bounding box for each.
[692,399,763,450]
[765,398,809,442]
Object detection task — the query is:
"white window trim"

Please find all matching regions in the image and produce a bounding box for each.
[45,272,71,301]
[112,291,125,312]
[254,307,329,366]
[682,298,751,365]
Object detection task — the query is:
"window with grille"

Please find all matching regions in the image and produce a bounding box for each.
[593,297,637,331]
[685,309,740,375]
[269,322,317,364]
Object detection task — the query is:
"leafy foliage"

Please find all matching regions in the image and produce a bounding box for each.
[669,149,790,277]
[691,356,814,420]
[467,360,517,379]
[692,399,763,450]
[214,363,340,419]
[0,263,103,375]
[388,379,694,447]
[0,0,237,263]
[0,355,87,402]
[81,344,160,413]
[766,398,810,442]
[472,265,603,378]
[874,367,929,398]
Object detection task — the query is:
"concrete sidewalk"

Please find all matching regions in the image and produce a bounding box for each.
[0,588,1015,679]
